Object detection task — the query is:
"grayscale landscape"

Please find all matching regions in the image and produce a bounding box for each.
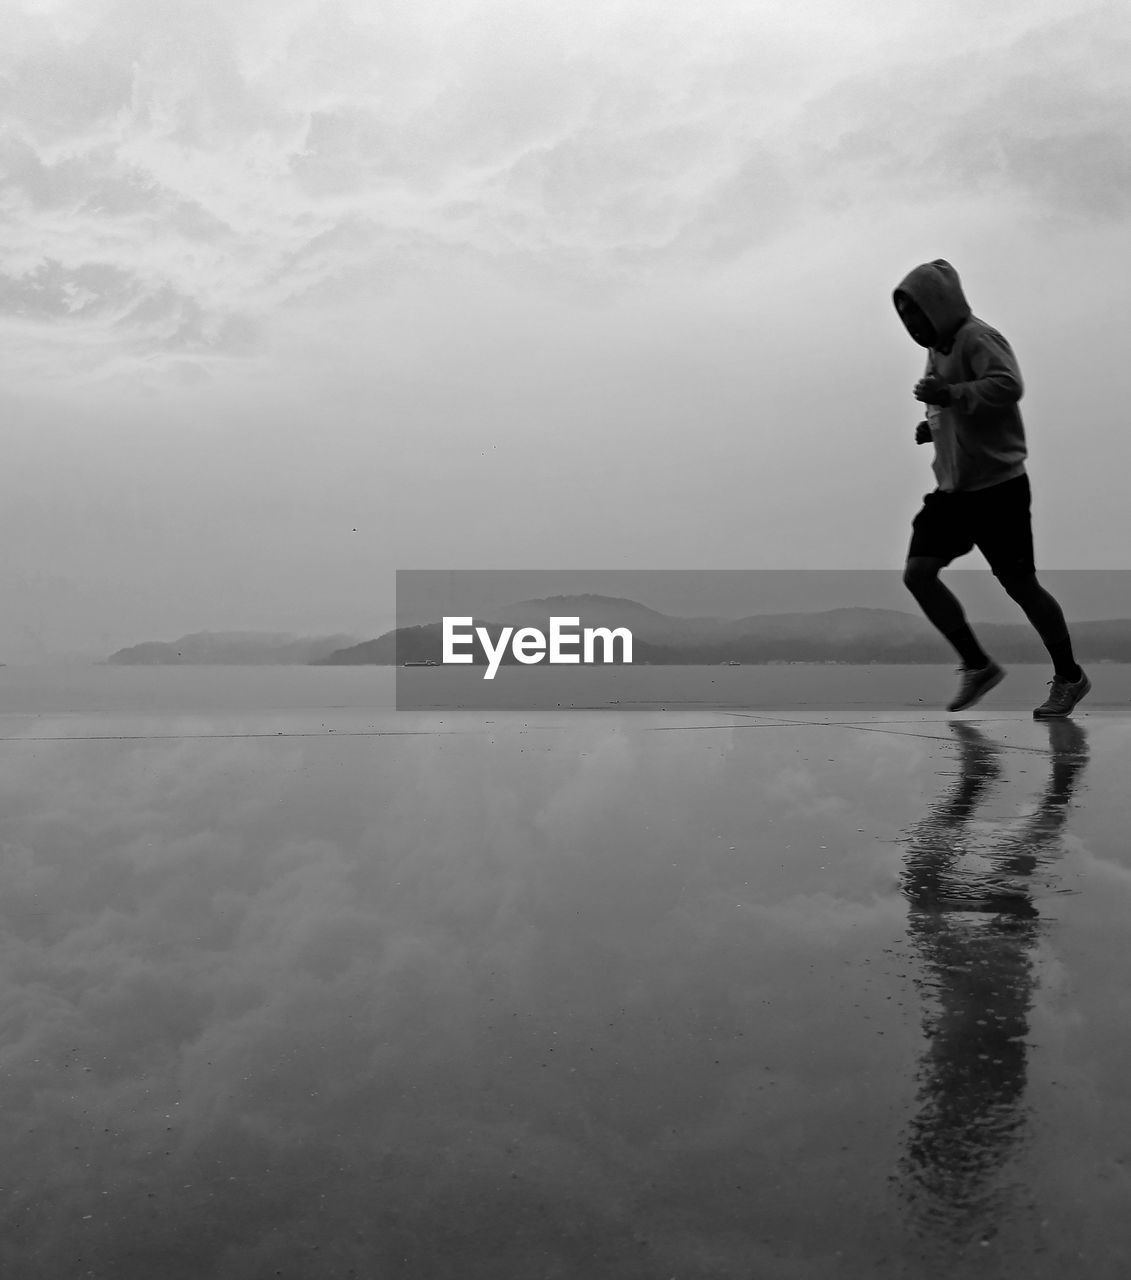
[3,0,1130,1275]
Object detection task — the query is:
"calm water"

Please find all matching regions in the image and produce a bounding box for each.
[1,662,1129,718]
[1,667,1129,1277]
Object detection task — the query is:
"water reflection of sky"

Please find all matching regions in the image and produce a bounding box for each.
[1,709,1130,1277]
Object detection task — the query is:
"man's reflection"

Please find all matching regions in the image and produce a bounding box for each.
[897,719,1088,1245]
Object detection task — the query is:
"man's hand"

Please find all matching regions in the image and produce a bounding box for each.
[914,375,951,406]
[915,420,932,445]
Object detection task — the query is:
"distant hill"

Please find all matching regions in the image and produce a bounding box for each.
[316,622,493,666]
[316,595,1131,666]
[490,593,728,643]
[107,631,361,665]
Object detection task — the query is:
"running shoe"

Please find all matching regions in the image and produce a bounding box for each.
[946,661,1006,712]
[1033,670,1091,720]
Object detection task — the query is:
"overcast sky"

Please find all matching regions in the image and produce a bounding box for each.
[2,0,1129,658]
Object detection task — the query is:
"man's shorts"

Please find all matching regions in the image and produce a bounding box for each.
[908,473,1035,576]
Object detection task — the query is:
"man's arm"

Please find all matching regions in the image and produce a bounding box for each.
[944,328,1024,413]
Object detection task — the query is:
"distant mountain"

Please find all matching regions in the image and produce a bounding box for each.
[490,594,728,643]
[107,631,361,665]
[316,595,1131,666]
[316,622,490,666]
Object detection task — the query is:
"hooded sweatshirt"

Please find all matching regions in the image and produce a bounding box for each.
[893,260,1027,493]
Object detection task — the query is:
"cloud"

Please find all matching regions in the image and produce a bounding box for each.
[800,7,1131,220]
[3,0,1126,395]
[2,0,1130,634]
[0,0,880,386]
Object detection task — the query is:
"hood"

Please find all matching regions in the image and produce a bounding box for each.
[893,259,972,347]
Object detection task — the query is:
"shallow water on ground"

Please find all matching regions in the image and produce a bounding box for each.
[1,679,1129,1276]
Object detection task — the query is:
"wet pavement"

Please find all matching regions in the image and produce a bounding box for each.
[1,705,1130,1277]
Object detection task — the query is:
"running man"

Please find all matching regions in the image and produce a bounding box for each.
[893,259,1090,718]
